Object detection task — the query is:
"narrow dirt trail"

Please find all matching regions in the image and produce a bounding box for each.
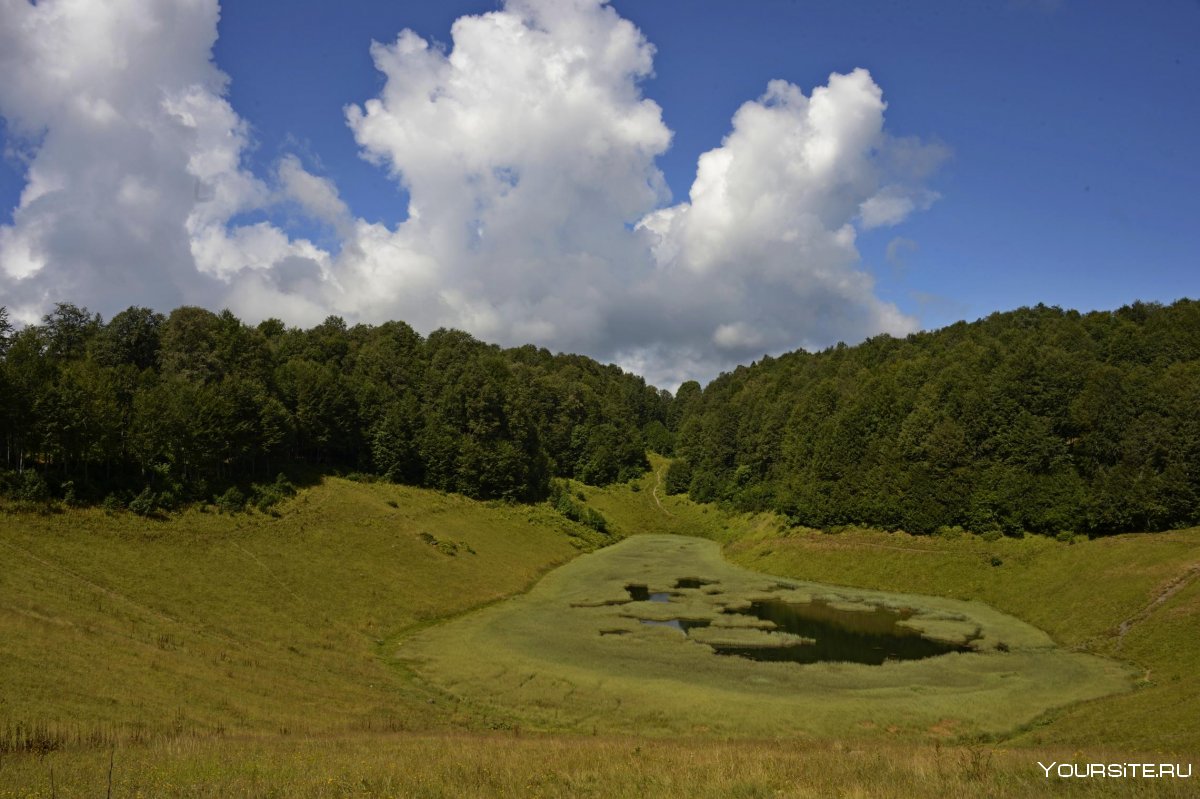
[1,537,182,627]
[1113,561,1200,650]
[651,464,673,517]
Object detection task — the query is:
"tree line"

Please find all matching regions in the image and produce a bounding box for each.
[0,304,665,510]
[667,300,1200,536]
[4,298,1197,536]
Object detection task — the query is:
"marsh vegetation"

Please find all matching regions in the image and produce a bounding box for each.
[400,535,1130,738]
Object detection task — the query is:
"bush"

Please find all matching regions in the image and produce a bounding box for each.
[15,471,50,503]
[128,487,158,517]
[663,459,692,496]
[579,506,608,534]
[250,473,296,512]
[101,494,125,513]
[216,487,246,514]
[548,479,608,534]
[554,491,578,519]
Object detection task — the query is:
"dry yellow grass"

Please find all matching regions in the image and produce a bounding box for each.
[1,734,1195,798]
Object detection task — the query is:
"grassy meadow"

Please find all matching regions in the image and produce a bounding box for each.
[400,534,1130,739]
[2,460,1197,796]
[0,477,592,746]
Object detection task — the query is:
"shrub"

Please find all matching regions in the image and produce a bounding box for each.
[548,479,608,534]
[216,487,246,514]
[15,471,50,503]
[250,474,296,513]
[128,487,158,517]
[662,459,692,496]
[580,506,608,534]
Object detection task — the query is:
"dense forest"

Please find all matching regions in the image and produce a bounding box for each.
[668,299,1200,536]
[3,299,1198,536]
[0,304,666,511]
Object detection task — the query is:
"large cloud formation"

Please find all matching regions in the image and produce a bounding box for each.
[0,0,944,388]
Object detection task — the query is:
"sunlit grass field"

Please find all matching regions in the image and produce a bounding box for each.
[2,460,1197,796]
[400,534,1130,739]
[1,477,590,745]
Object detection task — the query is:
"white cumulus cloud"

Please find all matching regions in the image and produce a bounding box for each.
[634,68,943,384]
[0,0,327,324]
[0,0,945,388]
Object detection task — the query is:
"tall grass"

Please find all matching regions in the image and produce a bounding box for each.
[0,734,1194,798]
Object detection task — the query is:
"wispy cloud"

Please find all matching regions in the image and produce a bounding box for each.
[886,236,919,269]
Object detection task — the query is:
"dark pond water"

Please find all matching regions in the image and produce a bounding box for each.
[674,578,718,589]
[621,584,975,665]
[625,584,672,603]
[626,584,710,633]
[711,599,975,665]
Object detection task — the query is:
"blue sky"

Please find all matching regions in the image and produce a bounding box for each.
[1,0,1197,386]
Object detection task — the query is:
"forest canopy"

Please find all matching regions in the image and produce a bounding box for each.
[669,299,1200,536]
[2,298,1198,536]
[0,304,661,510]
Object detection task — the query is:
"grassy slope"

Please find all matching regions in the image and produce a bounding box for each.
[1,461,1197,796]
[1,478,586,743]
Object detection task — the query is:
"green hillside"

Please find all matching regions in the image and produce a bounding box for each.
[1,477,590,745]
[2,467,1197,796]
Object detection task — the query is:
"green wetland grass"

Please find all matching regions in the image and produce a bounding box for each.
[400,534,1131,739]
[2,463,1198,796]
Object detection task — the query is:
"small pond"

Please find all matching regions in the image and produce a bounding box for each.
[711,598,974,664]
[624,583,974,665]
